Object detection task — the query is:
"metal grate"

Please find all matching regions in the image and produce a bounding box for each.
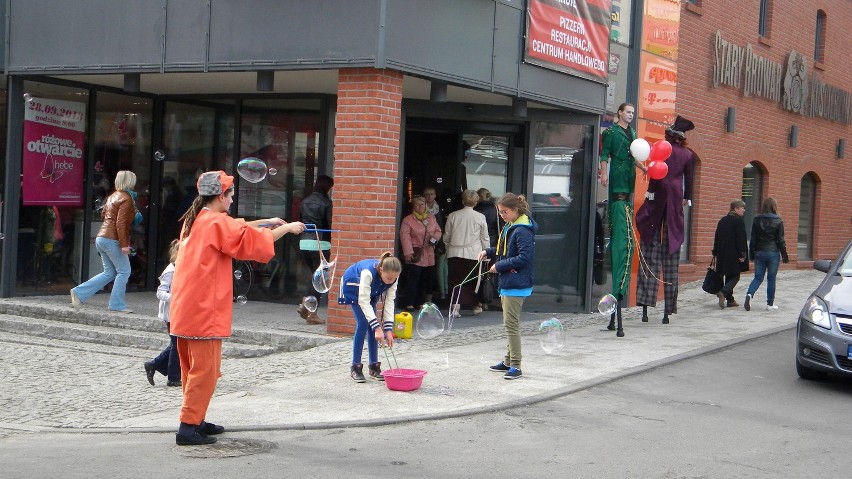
[799,343,831,365]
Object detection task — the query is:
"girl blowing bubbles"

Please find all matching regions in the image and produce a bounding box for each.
[338,252,403,382]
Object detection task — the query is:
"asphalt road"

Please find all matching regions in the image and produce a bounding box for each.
[3,328,851,478]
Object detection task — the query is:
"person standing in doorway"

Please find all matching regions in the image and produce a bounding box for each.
[712,200,749,309]
[635,115,696,325]
[297,174,334,325]
[70,170,137,313]
[399,195,442,309]
[599,103,646,336]
[744,197,789,311]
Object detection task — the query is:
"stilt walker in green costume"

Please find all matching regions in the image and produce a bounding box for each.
[600,103,647,337]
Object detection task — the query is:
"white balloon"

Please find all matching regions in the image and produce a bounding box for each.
[629,138,651,162]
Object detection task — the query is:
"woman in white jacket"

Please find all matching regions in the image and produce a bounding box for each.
[444,189,490,316]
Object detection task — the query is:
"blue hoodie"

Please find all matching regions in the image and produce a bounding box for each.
[485,214,537,296]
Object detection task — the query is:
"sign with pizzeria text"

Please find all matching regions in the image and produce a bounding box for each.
[22,97,86,206]
[525,0,611,83]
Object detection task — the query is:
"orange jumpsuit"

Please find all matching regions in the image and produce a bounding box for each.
[170,210,275,425]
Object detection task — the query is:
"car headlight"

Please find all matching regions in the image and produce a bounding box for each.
[802,295,832,329]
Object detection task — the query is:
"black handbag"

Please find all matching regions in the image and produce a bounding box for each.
[702,258,723,294]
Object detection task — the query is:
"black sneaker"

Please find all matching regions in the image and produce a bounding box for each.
[368,362,385,381]
[175,430,216,446]
[198,421,225,435]
[351,363,366,383]
[144,361,156,386]
[503,367,523,380]
[744,294,752,311]
[489,361,510,372]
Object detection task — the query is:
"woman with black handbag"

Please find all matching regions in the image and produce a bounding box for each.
[711,200,749,309]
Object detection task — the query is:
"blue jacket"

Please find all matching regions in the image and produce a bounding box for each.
[485,214,537,295]
[338,259,397,331]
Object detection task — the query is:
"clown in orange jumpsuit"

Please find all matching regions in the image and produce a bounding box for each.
[169,170,305,446]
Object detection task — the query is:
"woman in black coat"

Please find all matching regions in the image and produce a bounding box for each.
[712,200,749,308]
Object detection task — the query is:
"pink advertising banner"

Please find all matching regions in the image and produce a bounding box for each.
[525,0,612,83]
[22,97,86,206]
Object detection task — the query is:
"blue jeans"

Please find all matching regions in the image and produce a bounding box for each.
[747,250,780,305]
[351,301,380,365]
[72,237,131,311]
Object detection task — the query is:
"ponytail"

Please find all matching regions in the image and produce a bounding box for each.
[377,251,402,274]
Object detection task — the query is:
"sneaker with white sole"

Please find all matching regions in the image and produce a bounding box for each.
[503,367,522,380]
[744,294,752,311]
[70,289,81,308]
[489,361,510,372]
[766,304,779,311]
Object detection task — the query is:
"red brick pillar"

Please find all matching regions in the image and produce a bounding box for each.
[327,68,403,336]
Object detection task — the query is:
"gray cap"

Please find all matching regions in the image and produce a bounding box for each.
[197,171,234,196]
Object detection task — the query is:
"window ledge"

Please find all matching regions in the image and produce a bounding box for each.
[815,61,825,71]
[758,36,772,47]
[684,3,703,15]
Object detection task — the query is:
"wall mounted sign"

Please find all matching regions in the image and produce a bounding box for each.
[524,0,611,83]
[22,97,86,206]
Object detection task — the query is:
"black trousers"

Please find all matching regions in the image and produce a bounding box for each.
[720,273,740,302]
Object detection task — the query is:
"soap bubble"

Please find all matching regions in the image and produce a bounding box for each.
[312,259,336,294]
[237,157,268,183]
[23,93,32,103]
[538,318,565,354]
[303,296,318,312]
[153,149,166,161]
[236,295,248,305]
[268,168,278,176]
[598,294,618,315]
[233,270,242,280]
[416,303,445,339]
[0,233,5,240]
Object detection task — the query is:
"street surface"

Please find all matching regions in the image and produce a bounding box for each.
[3,329,850,478]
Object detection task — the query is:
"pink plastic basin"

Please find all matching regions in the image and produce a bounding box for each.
[383,368,427,392]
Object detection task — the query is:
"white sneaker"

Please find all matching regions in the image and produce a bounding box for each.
[766,304,779,311]
[69,289,81,308]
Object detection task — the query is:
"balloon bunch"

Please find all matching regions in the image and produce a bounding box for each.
[629,138,672,179]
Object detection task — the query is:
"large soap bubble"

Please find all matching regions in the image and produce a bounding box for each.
[416,303,445,340]
[598,294,618,315]
[303,295,318,313]
[312,259,336,294]
[539,318,565,354]
[237,157,268,184]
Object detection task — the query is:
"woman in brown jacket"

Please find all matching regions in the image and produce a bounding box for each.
[70,170,137,313]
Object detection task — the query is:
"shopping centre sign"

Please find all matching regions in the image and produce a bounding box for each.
[713,31,850,124]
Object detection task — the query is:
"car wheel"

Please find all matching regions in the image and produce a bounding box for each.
[796,357,824,381]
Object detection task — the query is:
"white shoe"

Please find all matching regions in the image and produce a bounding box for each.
[70,289,81,308]
[766,304,779,311]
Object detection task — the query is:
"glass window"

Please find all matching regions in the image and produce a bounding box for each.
[798,173,817,260]
[17,82,89,295]
[530,122,593,308]
[462,134,508,199]
[92,92,154,289]
[741,163,764,240]
[160,100,235,268]
[814,10,827,62]
[758,0,771,37]
[237,99,321,302]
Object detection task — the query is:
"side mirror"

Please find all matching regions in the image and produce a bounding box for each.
[813,259,832,273]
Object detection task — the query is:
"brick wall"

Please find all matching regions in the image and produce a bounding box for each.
[676,0,851,281]
[327,68,403,335]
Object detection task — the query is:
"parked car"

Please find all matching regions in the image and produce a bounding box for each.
[796,239,852,380]
[534,146,577,163]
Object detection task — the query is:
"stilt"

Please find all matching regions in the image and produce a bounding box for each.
[662,312,669,324]
[616,295,625,337]
[641,305,649,322]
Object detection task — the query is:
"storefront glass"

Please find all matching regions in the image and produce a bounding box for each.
[17,82,89,295]
[530,122,594,308]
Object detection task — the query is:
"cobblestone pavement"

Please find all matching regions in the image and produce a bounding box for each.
[0,270,822,440]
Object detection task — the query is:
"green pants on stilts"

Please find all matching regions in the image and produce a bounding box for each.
[609,199,635,300]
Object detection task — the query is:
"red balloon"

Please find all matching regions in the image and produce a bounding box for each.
[647,161,669,180]
[649,140,672,162]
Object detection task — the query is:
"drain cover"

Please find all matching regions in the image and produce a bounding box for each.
[173,437,277,458]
